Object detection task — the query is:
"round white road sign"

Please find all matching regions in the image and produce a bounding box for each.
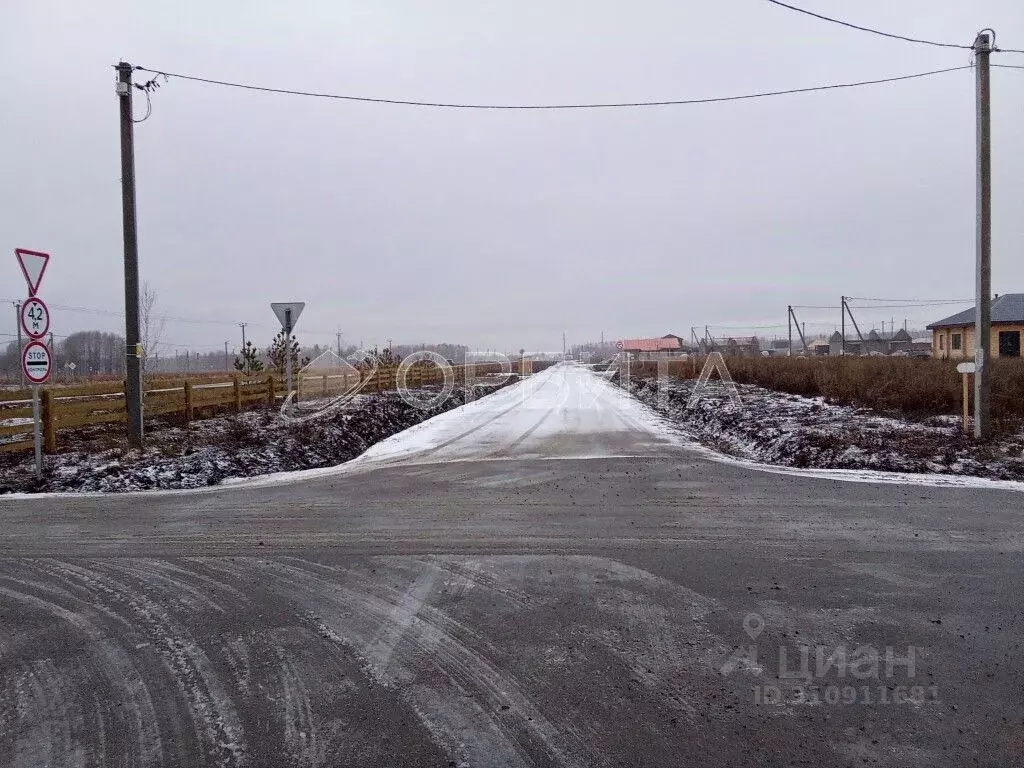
[20,296,50,339]
[22,340,52,384]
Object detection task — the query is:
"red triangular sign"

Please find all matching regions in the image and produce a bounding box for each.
[15,248,50,296]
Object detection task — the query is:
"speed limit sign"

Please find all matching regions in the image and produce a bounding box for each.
[20,297,49,339]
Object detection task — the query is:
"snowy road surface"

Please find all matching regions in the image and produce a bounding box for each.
[2,364,1024,766]
[358,362,684,465]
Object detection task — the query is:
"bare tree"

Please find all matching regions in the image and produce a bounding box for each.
[140,281,166,373]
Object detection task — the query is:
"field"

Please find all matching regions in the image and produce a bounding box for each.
[630,356,1024,428]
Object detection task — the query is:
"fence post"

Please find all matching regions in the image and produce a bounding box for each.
[183,381,193,424]
[233,375,241,413]
[267,374,276,406]
[41,389,56,453]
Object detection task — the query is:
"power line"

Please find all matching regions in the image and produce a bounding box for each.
[993,63,1024,70]
[762,0,973,50]
[132,64,973,110]
[845,296,972,304]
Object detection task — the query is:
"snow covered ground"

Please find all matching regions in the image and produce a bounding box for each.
[355,363,684,466]
[627,376,1024,482]
[0,381,514,494]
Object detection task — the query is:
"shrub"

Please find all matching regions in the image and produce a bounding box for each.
[636,355,1024,422]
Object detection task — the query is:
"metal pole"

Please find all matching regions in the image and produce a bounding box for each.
[14,301,24,388]
[787,306,792,357]
[32,386,42,476]
[284,309,293,399]
[117,61,144,445]
[974,31,992,439]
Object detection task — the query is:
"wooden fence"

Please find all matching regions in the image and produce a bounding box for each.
[0,362,514,454]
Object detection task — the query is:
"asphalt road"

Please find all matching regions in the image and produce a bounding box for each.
[1,364,1022,767]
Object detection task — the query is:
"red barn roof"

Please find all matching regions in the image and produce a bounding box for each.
[616,337,681,352]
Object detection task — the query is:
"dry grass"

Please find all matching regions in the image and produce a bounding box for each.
[630,356,1024,425]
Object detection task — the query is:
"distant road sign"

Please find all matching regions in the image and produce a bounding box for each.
[14,248,50,296]
[271,302,305,331]
[20,297,49,339]
[22,340,52,384]
[957,362,977,374]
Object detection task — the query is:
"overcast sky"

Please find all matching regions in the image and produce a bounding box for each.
[2,0,1022,354]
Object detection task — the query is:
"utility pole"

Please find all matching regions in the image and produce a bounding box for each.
[974,30,993,439]
[116,61,143,445]
[13,302,24,388]
[840,295,846,356]
[336,328,342,357]
[224,341,229,372]
[562,331,566,359]
[238,321,247,351]
[787,305,793,357]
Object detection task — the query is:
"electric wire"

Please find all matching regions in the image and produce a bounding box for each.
[762,0,973,49]
[131,64,973,110]
[845,297,972,304]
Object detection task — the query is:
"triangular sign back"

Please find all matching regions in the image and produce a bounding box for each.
[15,248,50,296]
[271,302,305,331]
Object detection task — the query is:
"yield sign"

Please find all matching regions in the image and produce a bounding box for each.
[14,248,50,296]
[271,302,305,332]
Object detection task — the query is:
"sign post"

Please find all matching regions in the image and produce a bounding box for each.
[15,248,52,477]
[22,340,51,476]
[271,302,305,402]
[957,361,976,435]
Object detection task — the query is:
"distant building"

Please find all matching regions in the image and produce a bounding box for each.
[828,331,865,356]
[864,330,889,356]
[927,294,1024,360]
[616,336,684,360]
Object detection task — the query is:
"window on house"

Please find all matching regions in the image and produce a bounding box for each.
[998,331,1021,358]
[952,333,962,351]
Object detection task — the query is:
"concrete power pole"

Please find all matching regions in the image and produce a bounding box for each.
[840,296,846,356]
[787,305,793,357]
[116,61,144,446]
[224,341,230,372]
[974,30,993,439]
[238,322,247,351]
